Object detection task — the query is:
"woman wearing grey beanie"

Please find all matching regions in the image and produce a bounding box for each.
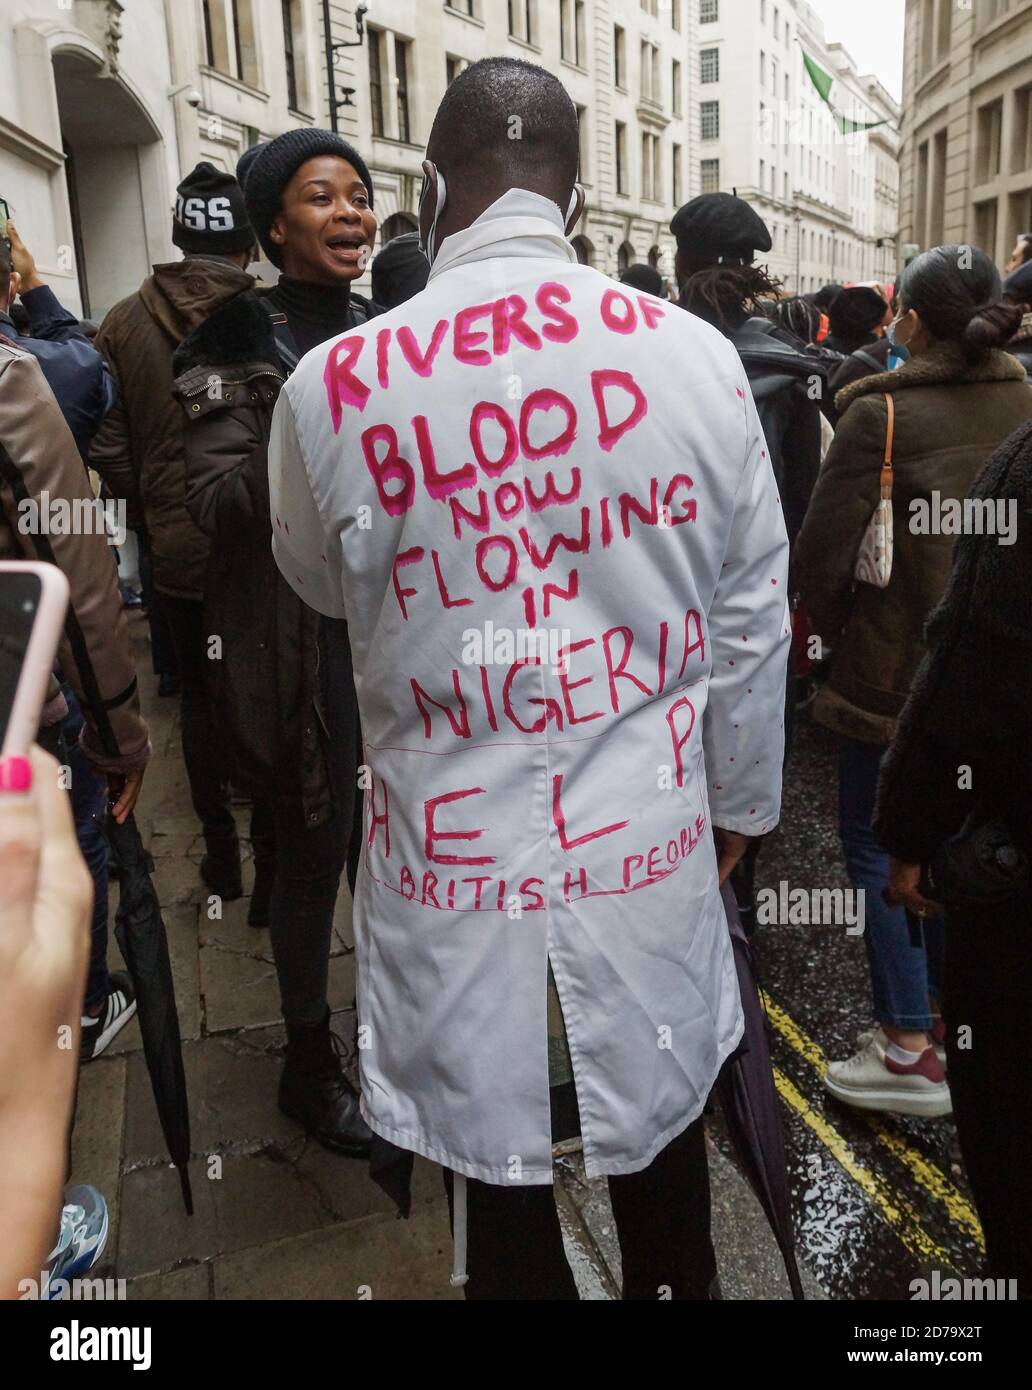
[171,129,382,1160]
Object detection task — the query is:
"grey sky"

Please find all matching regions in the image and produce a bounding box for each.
[808,0,906,100]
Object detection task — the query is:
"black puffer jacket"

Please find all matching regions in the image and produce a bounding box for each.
[874,418,1032,864]
[171,286,377,824]
[727,315,824,551]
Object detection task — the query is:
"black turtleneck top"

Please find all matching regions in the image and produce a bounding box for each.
[266,275,357,358]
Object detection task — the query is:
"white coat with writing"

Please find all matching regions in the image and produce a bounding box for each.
[268,192,791,1185]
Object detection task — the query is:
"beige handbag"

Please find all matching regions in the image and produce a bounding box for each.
[853,392,895,588]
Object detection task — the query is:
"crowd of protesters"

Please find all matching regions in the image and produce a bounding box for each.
[2,56,1031,1302]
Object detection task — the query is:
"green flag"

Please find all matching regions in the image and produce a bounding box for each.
[803,52,835,105]
[803,48,889,135]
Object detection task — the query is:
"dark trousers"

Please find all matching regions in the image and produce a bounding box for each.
[249,616,360,1030]
[162,594,237,852]
[140,543,178,679]
[62,691,111,1011]
[443,1114,716,1300]
[944,904,1032,1297]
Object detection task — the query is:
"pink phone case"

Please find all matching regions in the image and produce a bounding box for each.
[0,561,70,761]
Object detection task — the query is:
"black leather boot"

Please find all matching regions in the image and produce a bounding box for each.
[279,1010,372,1158]
[200,834,243,901]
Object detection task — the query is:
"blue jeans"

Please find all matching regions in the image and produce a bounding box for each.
[838,736,943,1031]
[62,688,111,1011]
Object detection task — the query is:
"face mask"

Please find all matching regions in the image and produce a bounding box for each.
[419,168,448,267]
[886,318,910,366]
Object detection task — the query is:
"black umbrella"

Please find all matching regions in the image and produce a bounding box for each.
[108,811,193,1215]
[715,881,804,1299]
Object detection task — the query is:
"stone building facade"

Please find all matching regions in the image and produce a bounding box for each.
[898,0,1032,267]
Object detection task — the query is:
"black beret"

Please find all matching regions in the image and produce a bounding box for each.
[670,193,771,264]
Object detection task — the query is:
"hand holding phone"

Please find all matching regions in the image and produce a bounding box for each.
[0,562,69,766]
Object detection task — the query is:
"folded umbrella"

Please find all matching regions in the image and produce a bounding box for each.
[108,811,193,1215]
[715,880,804,1299]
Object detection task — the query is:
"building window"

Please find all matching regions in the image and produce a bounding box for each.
[614,25,626,88]
[508,0,535,43]
[642,132,660,201]
[673,143,683,204]
[1013,84,1032,173]
[446,54,466,86]
[974,198,998,260]
[560,0,586,65]
[759,50,765,89]
[936,0,952,61]
[368,28,384,136]
[395,37,412,143]
[282,0,300,111]
[201,0,215,67]
[640,42,661,103]
[615,122,627,193]
[976,98,1004,183]
[759,158,765,191]
[699,0,718,20]
[672,59,682,116]
[700,48,719,84]
[701,157,720,194]
[701,100,719,141]
[577,104,590,181]
[783,170,789,199]
[672,0,682,31]
[202,0,258,86]
[774,5,779,40]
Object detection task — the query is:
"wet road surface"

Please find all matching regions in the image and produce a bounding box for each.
[735,714,980,1300]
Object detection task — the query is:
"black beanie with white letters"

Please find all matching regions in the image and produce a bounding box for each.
[172,162,255,256]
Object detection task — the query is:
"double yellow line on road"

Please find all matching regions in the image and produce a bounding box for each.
[761,990,985,1261]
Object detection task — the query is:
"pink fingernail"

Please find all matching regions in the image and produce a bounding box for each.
[0,757,32,793]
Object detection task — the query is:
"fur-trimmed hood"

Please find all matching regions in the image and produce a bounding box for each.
[835,340,1028,414]
[172,286,279,377]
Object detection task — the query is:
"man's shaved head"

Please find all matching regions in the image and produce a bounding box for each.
[428,57,580,201]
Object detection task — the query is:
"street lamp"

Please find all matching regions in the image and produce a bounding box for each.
[323,1,369,133]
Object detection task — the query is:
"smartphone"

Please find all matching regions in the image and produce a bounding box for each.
[0,198,9,247]
[0,561,69,761]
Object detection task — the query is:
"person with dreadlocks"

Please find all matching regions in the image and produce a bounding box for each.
[672,192,823,932]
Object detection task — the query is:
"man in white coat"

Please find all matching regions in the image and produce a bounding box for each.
[268,58,791,1299]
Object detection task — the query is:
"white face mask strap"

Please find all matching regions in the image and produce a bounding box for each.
[565,184,582,230]
[421,169,448,266]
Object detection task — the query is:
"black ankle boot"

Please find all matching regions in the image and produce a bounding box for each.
[200,832,243,901]
[279,1011,372,1158]
[247,859,275,929]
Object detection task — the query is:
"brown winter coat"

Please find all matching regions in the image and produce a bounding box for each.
[796,341,1032,744]
[90,259,255,601]
[0,340,150,772]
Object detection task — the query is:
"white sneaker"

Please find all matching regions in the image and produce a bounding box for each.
[80,972,136,1062]
[856,1025,946,1070]
[825,1032,952,1118]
